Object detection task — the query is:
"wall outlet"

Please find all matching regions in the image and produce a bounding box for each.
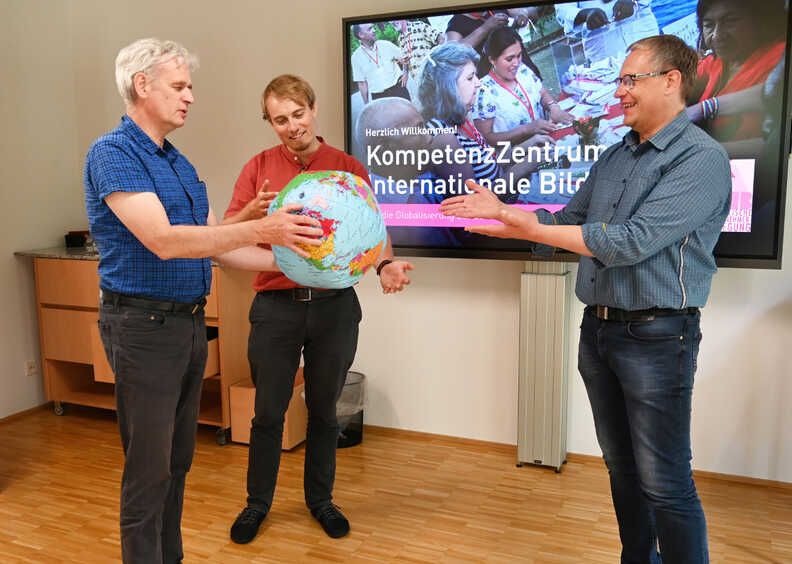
[25,360,37,377]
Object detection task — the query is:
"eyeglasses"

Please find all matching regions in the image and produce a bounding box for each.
[614,69,675,90]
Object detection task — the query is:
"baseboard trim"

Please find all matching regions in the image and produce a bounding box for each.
[363,424,517,456]
[0,401,50,425]
[363,427,791,490]
[565,452,792,490]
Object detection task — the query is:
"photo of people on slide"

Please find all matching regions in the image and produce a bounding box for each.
[346,0,788,248]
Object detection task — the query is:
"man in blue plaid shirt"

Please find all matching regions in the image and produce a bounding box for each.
[84,38,323,564]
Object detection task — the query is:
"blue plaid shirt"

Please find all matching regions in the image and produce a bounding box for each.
[84,116,212,302]
[536,112,732,309]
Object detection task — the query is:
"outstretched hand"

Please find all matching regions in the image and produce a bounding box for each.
[464,213,539,239]
[439,179,505,220]
[254,204,324,258]
[439,180,539,240]
[379,260,413,294]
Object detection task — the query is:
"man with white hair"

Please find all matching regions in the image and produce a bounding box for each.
[84,38,323,564]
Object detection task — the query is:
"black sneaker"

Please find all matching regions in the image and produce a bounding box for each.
[310,503,350,538]
[230,506,267,544]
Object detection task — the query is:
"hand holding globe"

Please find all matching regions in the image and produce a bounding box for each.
[268,170,389,289]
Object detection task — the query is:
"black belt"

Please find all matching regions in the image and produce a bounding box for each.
[100,288,206,314]
[592,305,698,322]
[266,287,348,302]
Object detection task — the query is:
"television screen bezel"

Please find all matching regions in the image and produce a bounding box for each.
[342,0,792,268]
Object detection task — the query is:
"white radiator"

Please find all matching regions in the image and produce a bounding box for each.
[517,262,572,472]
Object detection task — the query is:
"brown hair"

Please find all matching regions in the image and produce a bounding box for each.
[261,74,316,121]
[627,35,698,100]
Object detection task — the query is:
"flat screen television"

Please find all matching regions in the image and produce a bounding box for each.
[343,0,792,268]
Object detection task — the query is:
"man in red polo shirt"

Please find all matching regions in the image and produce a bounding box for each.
[224,74,413,543]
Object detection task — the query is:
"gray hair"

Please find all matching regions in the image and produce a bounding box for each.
[115,38,199,105]
[417,42,479,126]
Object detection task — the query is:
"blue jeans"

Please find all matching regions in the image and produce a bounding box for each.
[578,307,708,564]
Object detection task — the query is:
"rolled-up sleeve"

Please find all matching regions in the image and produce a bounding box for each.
[533,158,599,256]
[581,146,731,267]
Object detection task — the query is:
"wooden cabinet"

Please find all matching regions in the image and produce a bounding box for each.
[30,255,251,443]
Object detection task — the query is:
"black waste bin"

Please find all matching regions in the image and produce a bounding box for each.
[337,371,365,448]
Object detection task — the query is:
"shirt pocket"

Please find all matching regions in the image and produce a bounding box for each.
[611,175,656,224]
[585,177,626,224]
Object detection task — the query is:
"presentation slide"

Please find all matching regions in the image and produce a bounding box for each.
[345,0,788,260]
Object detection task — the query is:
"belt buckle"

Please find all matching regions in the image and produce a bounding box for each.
[598,305,609,320]
[191,303,200,314]
[293,287,311,302]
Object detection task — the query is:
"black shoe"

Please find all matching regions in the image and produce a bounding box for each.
[230,506,267,544]
[311,503,350,538]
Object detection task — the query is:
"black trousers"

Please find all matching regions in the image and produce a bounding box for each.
[99,301,207,564]
[245,288,361,512]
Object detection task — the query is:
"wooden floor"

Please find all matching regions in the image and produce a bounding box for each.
[1,406,790,563]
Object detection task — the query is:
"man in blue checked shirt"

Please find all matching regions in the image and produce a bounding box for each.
[84,38,323,564]
[441,35,730,563]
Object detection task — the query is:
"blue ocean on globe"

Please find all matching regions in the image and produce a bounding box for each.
[269,170,387,289]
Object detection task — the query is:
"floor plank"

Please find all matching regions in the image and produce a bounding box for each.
[0,405,789,563]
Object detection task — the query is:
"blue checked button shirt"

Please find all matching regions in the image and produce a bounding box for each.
[84,116,212,303]
[535,112,732,310]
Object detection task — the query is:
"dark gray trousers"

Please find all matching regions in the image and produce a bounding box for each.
[245,288,361,512]
[99,301,207,564]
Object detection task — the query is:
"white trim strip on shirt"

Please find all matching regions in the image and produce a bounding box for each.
[678,235,689,309]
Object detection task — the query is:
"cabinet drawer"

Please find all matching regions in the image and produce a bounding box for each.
[40,308,97,364]
[35,258,99,308]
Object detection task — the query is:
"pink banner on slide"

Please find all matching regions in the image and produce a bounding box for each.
[382,160,754,230]
[723,159,755,233]
[380,204,566,227]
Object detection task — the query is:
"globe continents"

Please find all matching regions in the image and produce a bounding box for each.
[269,170,387,289]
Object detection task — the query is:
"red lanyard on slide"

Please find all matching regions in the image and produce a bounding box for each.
[360,44,378,67]
[488,71,536,121]
[460,120,488,148]
[470,10,495,21]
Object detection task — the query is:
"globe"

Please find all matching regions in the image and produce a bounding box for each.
[269,170,387,289]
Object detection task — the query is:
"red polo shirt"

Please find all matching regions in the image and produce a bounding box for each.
[225,138,371,291]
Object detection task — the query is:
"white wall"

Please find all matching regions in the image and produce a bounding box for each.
[2,0,790,483]
[0,0,82,417]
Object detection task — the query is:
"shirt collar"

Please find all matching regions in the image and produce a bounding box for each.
[120,115,178,157]
[624,111,690,151]
[278,136,326,167]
